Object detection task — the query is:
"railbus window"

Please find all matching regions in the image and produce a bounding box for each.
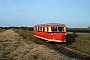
[51,27,64,32]
[47,27,49,32]
[43,27,45,32]
[42,27,43,31]
[39,27,40,31]
[58,27,64,32]
[51,27,57,32]
[40,27,42,31]
[38,27,39,31]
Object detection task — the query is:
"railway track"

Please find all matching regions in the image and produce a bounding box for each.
[13,29,90,60]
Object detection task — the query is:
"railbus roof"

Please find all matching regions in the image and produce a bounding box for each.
[34,23,66,27]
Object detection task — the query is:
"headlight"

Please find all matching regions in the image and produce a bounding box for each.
[51,33,54,35]
[65,33,67,35]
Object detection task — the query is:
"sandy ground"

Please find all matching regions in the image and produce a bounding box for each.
[0,29,80,60]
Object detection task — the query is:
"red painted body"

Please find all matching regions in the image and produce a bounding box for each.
[34,31,66,42]
[34,23,66,42]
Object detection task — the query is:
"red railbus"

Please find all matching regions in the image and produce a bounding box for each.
[34,23,66,42]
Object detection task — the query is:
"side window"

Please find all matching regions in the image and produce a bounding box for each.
[36,27,38,31]
[43,27,45,32]
[39,27,40,31]
[51,27,57,32]
[47,27,48,32]
[39,27,42,31]
[38,27,39,31]
[58,27,64,32]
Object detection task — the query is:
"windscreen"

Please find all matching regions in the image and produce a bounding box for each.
[51,27,64,32]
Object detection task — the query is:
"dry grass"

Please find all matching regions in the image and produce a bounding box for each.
[0,29,80,60]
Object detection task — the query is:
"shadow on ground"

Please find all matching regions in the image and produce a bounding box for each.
[66,34,78,45]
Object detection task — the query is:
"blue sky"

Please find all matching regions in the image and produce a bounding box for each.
[0,0,90,27]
